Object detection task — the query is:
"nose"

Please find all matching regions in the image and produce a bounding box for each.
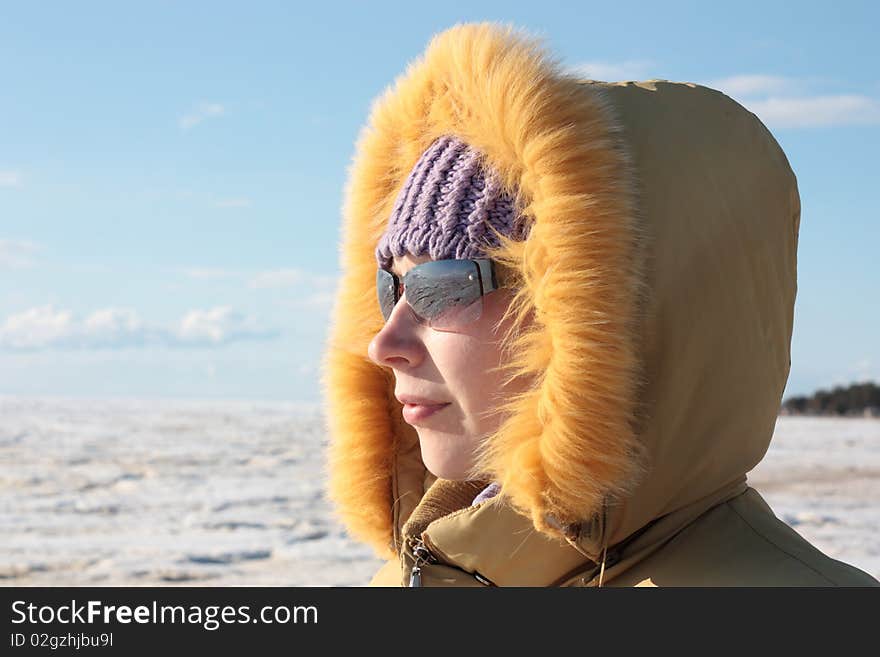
[367,291,425,369]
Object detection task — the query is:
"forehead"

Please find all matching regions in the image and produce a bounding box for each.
[390,253,433,276]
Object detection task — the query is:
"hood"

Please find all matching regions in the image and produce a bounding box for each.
[321,22,800,561]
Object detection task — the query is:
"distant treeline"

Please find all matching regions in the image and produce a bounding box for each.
[780,381,880,417]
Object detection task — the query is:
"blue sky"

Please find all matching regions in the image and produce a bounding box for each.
[1,1,878,402]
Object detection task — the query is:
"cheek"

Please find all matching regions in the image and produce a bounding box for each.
[432,334,481,384]
[431,334,506,413]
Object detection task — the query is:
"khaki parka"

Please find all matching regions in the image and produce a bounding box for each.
[321,22,879,587]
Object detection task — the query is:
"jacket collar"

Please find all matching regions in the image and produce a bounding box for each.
[399,476,749,586]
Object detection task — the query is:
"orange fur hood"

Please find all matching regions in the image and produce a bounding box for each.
[321,22,800,561]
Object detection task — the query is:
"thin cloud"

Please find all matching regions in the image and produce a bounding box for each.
[179,102,225,130]
[298,291,335,309]
[214,198,252,208]
[0,305,74,349]
[0,305,278,351]
[176,306,277,346]
[831,358,879,387]
[566,65,880,128]
[248,268,336,291]
[708,74,798,97]
[0,239,41,269]
[81,308,147,348]
[740,94,880,128]
[567,59,656,82]
[249,268,309,289]
[180,267,242,281]
[176,266,338,296]
[0,170,22,187]
[705,74,880,128]
[850,358,877,384]
[176,267,337,294]
[0,306,153,350]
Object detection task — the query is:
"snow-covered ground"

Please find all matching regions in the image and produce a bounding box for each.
[1,397,877,585]
[747,415,880,580]
[0,396,383,586]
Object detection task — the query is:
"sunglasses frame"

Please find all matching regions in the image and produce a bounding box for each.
[377,258,499,331]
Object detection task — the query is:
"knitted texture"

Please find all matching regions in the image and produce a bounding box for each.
[375,134,530,270]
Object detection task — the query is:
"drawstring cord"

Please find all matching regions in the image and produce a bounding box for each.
[597,497,609,588]
[597,541,608,587]
[562,496,613,587]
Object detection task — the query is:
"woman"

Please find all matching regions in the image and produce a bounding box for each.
[321,22,878,586]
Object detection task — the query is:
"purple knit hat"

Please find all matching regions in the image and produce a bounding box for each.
[374,135,531,270]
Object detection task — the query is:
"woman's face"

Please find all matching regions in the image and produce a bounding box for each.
[367,253,532,481]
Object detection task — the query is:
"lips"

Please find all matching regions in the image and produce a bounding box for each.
[395,392,451,425]
[401,401,450,425]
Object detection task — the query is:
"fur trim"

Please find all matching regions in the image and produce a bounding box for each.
[323,21,648,557]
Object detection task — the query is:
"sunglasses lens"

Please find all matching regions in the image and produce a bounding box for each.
[405,259,483,330]
[426,296,484,330]
[376,269,397,321]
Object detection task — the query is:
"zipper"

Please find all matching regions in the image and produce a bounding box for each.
[407,536,438,587]
[403,494,498,587]
[406,534,497,587]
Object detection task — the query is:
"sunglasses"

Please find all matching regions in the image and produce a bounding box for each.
[376,258,499,331]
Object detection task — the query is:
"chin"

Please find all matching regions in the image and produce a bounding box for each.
[418,428,477,481]
[424,464,463,480]
[421,456,469,481]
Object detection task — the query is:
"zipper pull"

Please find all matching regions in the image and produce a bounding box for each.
[409,564,422,587]
[408,537,436,587]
